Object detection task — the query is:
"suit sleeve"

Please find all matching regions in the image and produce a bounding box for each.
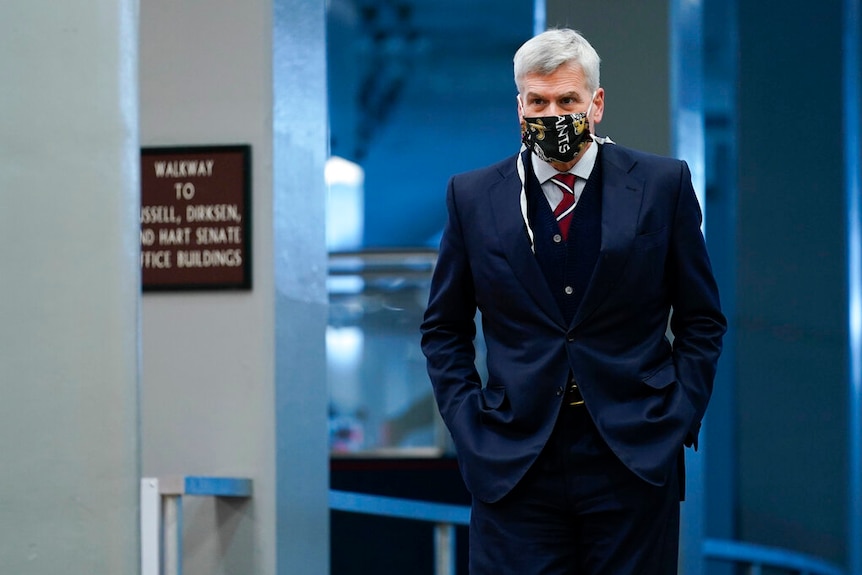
[668,161,727,447]
[420,176,483,431]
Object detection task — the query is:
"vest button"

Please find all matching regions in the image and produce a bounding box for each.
[553,233,562,243]
[564,286,574,295]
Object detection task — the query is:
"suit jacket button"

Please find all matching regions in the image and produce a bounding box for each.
[564,286,574,295]
[566,332,575,342]
[556,387,564,396]
[553,234,562,243]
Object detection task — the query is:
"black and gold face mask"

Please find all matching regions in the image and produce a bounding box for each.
[520,111,591,164]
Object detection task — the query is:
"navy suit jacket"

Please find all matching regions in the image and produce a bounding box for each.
[421,142,726,504]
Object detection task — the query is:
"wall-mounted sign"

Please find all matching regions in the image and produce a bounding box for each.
[140,145,251,291]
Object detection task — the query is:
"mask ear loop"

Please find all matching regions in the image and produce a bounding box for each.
[516,94,535,253]
[517,148,535,254]
[586,89,597,118]
[584,89,616,145]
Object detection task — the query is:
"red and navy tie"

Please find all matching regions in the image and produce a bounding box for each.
[551,173,577,240]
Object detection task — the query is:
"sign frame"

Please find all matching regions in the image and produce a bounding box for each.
[140,144,252,292]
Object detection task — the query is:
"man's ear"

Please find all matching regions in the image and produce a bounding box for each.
[591,88,605,125]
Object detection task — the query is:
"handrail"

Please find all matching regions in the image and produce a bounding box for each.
[330,490,846,575]
[330,490,470,525]
[330,490,468,575]
[141,476,253,575]
[703,538,845,575]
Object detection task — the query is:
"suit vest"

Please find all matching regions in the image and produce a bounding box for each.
[526,148,603,325]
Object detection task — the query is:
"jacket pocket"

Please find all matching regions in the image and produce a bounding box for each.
[633,226,667,251]
[642,362,676,390]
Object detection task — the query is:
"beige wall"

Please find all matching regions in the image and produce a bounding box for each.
[139,0,328,573]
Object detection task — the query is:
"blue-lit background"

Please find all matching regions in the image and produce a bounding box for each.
[323,1,862,574]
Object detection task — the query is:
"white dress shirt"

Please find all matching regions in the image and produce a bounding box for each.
[531,139,600,211]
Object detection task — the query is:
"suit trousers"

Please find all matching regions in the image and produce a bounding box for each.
[468,404,681,575]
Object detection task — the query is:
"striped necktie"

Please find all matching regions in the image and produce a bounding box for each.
[551,173,577,240]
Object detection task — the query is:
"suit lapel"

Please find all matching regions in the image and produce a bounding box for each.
[486,146,644,329]
[571,145,643,329]
[488,154,565,325]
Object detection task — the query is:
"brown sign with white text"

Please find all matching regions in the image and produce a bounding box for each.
[140,145,251,290]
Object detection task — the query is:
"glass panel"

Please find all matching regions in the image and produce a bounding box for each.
[327,249,452,455]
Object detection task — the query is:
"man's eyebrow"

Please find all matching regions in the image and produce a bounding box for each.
[524,90,582,101]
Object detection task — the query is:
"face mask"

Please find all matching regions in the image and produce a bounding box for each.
[520,94,595,164]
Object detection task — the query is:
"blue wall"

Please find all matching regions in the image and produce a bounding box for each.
[735,0,848,563]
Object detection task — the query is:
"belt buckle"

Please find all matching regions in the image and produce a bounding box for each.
[567,383,585,407]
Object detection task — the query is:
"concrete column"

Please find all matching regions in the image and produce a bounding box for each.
[0,1,140,573]
[735,0,846,565]
[273,1,330,573]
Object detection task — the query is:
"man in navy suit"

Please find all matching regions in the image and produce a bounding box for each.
[421,28,726,574]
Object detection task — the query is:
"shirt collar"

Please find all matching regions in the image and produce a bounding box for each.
[532,138,600,184]
[517,137,611,254]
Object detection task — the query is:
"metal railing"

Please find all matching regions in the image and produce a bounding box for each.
[330,490,846,575]
[138,482,845,575]
[141,476,252,575]
[330,490,468,575]
[703,538,846,575]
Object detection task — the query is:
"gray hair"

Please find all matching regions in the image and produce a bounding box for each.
[513,28,601,94]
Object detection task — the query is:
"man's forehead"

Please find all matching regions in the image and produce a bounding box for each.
[522,66,587,89]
